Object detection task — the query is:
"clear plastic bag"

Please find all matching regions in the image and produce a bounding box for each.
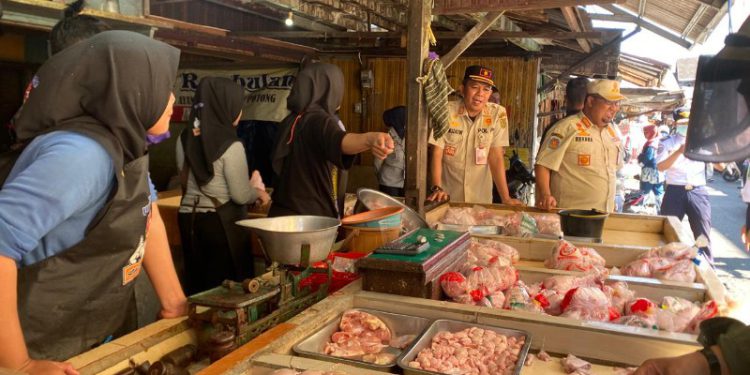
[544,240,607,273]
[559,287,614,322]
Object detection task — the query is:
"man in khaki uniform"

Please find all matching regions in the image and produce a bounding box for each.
[535,79,625,212]
[427,65,521,205]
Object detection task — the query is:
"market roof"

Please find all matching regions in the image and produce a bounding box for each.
[588,0,729,49]
[619,53,671,87]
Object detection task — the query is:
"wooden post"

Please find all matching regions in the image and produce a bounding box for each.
[404,0,431,214]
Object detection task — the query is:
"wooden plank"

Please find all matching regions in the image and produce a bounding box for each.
[70,318,194,374]
[251,353,390,374]
[404,0,431,214]
[486,235,653,265]
[354,291,701,365]
[146,14,228,37]
[560,7,590,53]
[441,11,505,68]
[234,30,607,40]
[197,323,297,375]
[432,0,625,15]
[663,215,695,244]
[87,331,197,375]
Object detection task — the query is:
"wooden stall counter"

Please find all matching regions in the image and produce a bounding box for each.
[68,280,705,375]
[425,202,694,249]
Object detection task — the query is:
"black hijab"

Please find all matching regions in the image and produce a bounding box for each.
[14,30,180,171]
[272,63,344,175]
[181,77,245,186]
[383,106,407,140]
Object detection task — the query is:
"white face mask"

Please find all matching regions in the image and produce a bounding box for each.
[676,125,688,137]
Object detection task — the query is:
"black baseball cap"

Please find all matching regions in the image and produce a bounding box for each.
[463,65,497,91]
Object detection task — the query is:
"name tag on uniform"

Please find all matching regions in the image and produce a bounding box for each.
[445,145,457,157]
[475,147,488,165]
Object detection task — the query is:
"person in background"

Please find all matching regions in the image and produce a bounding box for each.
[540,77,589,143]
[0,31,186,374]
[427,65,522,205]
[270,63,393,218]
[4,0,111,152]
[49,0,110,55]
[176,77,270,295]
[535,79,625,212]
[638,124,666,208]
[374,106,406,197]
[657,109,713,261]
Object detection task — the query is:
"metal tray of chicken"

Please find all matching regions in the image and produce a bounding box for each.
[292,308,432,371]
[397,319,532,375]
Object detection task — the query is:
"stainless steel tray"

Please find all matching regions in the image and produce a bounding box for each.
[435,222,503,235]
[293,308,432,371]
[398,319,532,375]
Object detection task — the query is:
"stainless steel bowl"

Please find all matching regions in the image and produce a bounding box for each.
[355,188,429,231]
[236,216,340,265]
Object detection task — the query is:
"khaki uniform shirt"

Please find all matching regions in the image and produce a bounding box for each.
[429,101,509,203]
[535,112,623,212]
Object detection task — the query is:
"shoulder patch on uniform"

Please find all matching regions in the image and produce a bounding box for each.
[547,134,563,150]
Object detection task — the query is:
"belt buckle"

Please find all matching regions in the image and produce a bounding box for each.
[685,184,694,191]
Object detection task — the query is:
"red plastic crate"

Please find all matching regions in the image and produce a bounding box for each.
[296,252,367,294]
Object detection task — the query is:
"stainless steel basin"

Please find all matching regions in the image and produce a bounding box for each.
[236,216,340,265]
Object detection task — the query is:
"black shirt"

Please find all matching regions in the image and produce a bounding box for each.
[269,112,354,218]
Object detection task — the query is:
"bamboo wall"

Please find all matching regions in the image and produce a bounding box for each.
[325,56,541,149]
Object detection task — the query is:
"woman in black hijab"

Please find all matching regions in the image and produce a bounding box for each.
[0,31,186,372]
[177,77,270,295]
[269,63,395,218]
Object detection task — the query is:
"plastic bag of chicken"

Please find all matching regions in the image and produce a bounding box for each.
[544,240,607,273]
[530,213,562,236]
[559,287,616,322]
[439,272,468,299]
[655,296,701,332]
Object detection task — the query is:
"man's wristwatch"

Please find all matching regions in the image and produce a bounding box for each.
[430,185,443,193]
[699,347,721,375]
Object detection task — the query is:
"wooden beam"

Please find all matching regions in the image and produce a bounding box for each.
[693,0,728,45]
[539,27,639,94]
[432,0,624,15]
[561,6,591,53]
[681,3,708,39]
[233,30,606,40]
[599,4,693,49]
[638,0,647,17]
[441,11,505,67]
[404,0,430,214]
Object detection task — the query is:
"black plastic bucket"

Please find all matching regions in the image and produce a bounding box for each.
[558,209,609,238]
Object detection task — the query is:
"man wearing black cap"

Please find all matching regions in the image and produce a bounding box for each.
[427,65,522,205]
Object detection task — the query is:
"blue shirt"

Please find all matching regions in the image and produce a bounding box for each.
[0,131,156,267]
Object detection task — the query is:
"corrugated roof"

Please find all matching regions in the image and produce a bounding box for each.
[611,0,727,44]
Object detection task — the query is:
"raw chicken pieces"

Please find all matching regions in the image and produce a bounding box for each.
[439,206,562,237]
[560,287,617,322]
[408,327,526,375]
[324,310,392,360]
[620,243,698,282]
[561,354,592,374]
[544,240,607,273]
